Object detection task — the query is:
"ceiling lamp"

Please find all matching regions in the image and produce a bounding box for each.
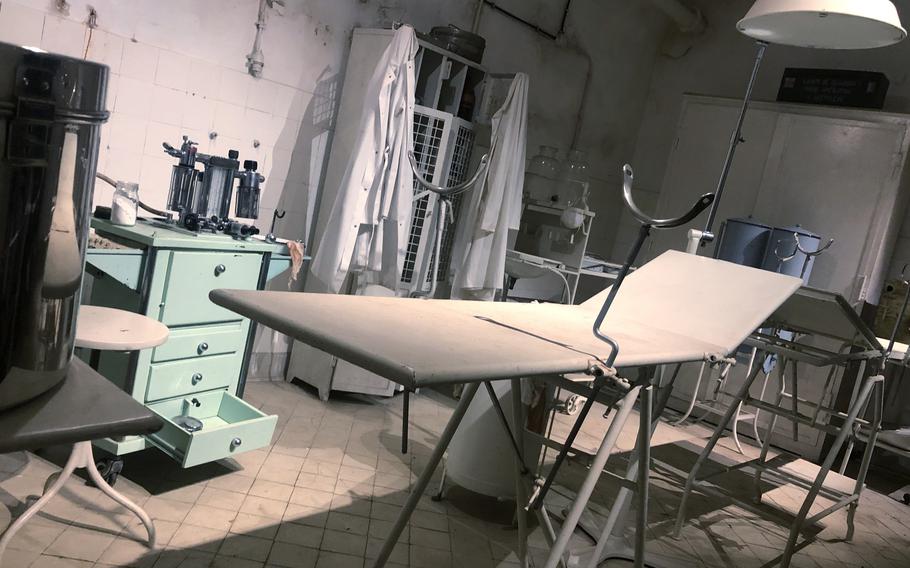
[687,0,907,254]
[738,0,906,49]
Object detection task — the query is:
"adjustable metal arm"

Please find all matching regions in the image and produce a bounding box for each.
[531,164,715,511]
[622,165,714,230]
[796,233,834,257]
[408,151,489,196]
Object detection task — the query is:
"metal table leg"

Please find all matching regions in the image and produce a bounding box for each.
[779,375,882,567]
[542,385,642,568]
[401,389,410,454]
[372,382,480,568]
[634,386,653,568]
[674,359,765,537]
[510,379,529,568]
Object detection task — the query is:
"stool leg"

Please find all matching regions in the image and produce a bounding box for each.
[79,442,156,548]
[0,443,82,560]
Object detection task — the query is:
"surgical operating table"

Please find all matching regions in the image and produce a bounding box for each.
[209,167,803,568]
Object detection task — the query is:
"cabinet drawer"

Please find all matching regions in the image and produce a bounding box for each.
[146,390,277,468]
[146,354,239,402]
[152,323,245,363]
[160,251,261,327]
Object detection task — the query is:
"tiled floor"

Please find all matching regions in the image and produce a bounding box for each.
[2,380,910,567]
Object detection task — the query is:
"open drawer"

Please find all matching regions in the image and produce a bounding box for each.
[146,390,277,468]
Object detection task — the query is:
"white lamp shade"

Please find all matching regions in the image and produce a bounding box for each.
[738,0,907,49]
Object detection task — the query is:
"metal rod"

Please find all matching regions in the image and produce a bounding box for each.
[371,382,480,568]
[779,376,882,567]
[510,378,529,568]
[484,381,529,473]
[401,390,410,454]
[634,386,653,568]
[531,373,608,509]
[674,357,765,536]
[700,40,768,243]
[542,385,642,568]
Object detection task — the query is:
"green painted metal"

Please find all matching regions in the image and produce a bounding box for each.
[92,218,289,253]
[85,249,145,290]
[145,353,241,402]
[146,390,277,468]
[158,251,261,326]
[153,322,245,362]
[87,221,279,466]
[267,255,293,280]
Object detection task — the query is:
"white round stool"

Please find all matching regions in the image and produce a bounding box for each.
[0,307,169,559]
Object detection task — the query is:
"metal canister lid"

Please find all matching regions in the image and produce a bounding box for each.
[0,42,109,123]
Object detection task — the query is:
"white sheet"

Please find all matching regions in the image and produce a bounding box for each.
[211,251,801,389]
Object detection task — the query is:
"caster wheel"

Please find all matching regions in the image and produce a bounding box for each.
[89,457,123,487]
[902,493,910,505]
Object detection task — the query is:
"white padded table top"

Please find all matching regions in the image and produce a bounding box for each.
[210,251,801,389]
[76,306,170,351]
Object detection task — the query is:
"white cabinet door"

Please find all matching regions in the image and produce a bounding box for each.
[648,98,780,261]
[753,113,909,303]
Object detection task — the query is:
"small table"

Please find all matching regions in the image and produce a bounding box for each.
[0,307,169,563]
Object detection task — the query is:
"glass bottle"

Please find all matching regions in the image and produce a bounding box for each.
[111,181,139,226]
[524,145,560,203]
[557,149,590,208]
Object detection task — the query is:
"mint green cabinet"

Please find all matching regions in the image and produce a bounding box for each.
[85,219,295,467]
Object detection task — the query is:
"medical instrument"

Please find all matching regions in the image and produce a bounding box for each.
[687,0,906,252]
[162,136,265,234]
[0,43,109,411]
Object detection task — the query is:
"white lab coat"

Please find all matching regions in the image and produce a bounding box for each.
[310,25,417,294]
[450,73,529,301]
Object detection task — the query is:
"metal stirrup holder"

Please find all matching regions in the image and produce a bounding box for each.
[531,164,715,509]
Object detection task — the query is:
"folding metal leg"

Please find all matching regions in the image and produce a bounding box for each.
[482,380,566,568]
[844,378,883,542]
[542,385,642,568]
[372,382,480,568]
[510,379,529,568]
[779,375,882,567]
[674,359,764,537]
[634,386,653,568]
[752,358,786,504]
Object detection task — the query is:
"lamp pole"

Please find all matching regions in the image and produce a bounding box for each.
[686,40,768,254]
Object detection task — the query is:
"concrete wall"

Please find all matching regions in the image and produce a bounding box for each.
[617,0,910,272]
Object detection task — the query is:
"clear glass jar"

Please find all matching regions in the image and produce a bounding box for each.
[111,181,139,226]
[524,145,560,203]
[557,149,590,208]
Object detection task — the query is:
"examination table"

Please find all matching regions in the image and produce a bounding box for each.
[211,249,803,568]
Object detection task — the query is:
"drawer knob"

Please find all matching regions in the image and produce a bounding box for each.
[191,373,203,385]
[231,437,242,449]
[214,264,227,276]
[198,342,209,354]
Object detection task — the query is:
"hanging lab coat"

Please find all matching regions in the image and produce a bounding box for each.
[310,25,417,294]
[450,73,529,301]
